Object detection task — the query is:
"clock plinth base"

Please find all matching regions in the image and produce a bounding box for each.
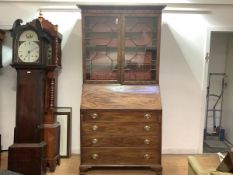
[47,154,60,172]
[8,142,47,175]
[43,123,60,172]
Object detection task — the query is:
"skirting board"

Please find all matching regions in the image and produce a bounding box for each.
[162,148,203,154]
[71,148,80,154]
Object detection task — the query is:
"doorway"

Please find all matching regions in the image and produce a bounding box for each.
[203,31,233,153]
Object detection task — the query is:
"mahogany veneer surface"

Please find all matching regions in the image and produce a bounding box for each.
[81,84,162,110]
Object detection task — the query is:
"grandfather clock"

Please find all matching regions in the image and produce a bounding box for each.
[8,16,62,175]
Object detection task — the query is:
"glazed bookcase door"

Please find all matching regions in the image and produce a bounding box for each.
[122,15,159,84]
[83,15,120,83]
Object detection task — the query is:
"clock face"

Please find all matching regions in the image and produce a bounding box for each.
[18,41,39,62]
[17,30,40,63]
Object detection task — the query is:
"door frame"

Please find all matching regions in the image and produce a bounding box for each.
[201,27,233,152]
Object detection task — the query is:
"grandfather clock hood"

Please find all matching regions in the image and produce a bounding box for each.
[11,16,62,38]
[11,18,49,41]
[11,16,62,69]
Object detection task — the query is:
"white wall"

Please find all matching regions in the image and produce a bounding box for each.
[0,31,16,149]
[208,33,228,74]
[1,1,233,154]
[160,6,233,153]
[0,66,16,150]
[160,13,206,153]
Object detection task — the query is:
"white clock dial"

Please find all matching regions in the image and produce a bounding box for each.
[18,41,39,62]
[19,30,39,42]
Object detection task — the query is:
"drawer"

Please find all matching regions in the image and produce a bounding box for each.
[81,147,161,165]
[82,122,160,136]
[82,110,161,123]
[82,135,160,147]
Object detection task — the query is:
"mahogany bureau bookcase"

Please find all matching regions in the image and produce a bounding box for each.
[78,5,165,175]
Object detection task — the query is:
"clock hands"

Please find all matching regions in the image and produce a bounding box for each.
[26,41,39,61]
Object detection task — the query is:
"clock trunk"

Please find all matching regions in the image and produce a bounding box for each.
[8,69,47,175]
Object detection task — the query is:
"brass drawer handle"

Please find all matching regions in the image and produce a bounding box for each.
[144,113,151,120]
[144,139,150,145]
[91,153,99,160]
[92,125,98,131]
[90,113,98,119]
[92,138,98,144]
[144,154,151,160]
[144,125,151,131]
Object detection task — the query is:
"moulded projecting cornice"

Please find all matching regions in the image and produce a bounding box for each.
[38,5,211,14]
[0,0,229,14]
[0,25,12,30]
[1,0,233,5]
[39,6,80,12]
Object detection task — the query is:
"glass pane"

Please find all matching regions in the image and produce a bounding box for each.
[124,16,157,82]
[84,16,119,81]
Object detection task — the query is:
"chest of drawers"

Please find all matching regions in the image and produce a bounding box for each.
[80,84,162,175]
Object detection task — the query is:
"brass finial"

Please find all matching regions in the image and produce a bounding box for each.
[54,25,58,31]
[38,10,43,22]
[39,10,43,17]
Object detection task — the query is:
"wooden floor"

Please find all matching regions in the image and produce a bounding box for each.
[0,152,197,175]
